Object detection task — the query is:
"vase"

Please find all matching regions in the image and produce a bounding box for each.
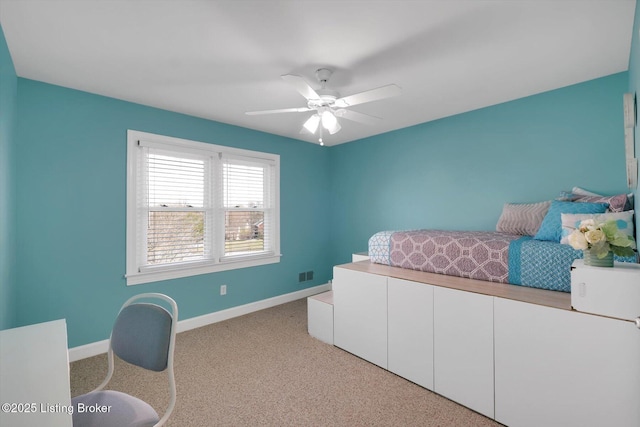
[583,249,614,267]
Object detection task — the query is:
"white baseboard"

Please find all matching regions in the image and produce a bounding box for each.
[68,283,331,362]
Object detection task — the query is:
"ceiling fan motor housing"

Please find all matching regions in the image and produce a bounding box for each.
[308,90,339,109]
[309,68,339,109]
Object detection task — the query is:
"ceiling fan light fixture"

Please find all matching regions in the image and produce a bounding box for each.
[321,110,340,134]
[303,114,320,133]
[328,119,341,135]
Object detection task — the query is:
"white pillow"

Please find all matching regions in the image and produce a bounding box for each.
[571,186,600,197]
[560,210,635,244]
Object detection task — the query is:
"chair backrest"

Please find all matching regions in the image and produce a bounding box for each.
[111,302,173,371]
[109,293,178,371]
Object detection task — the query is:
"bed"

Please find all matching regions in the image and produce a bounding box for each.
[368,189,638,293]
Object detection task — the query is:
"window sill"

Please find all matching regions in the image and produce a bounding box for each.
[126,254,281,286]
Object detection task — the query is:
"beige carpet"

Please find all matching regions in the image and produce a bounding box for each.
[70,298,502,426]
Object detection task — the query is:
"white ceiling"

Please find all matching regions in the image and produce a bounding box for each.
[0,0,636,146]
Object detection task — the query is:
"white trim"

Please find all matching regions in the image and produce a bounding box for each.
[69,338,109,362]
[126,254,281,286]
[134,131,279,160]
[68,283,331,362]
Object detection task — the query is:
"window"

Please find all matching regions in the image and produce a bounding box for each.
[126,130,280,285]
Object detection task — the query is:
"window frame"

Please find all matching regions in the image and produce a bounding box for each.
[126,130,280,286]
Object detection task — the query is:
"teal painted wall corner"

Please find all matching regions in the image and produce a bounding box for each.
[0,23,18,330]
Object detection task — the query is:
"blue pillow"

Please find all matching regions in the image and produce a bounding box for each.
[533,201,609,242]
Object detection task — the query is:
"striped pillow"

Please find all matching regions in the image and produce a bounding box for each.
[496,201,551,236]
[572,186,634,207]
[557,188,632,212]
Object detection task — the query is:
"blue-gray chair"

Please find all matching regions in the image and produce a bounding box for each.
[72,293,178,427]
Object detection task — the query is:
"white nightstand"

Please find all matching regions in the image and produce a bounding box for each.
[571,259,640,321]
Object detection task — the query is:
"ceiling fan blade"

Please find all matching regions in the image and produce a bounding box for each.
[245,107,312,115]
[335,109,381,125]
[334,84,402,108]
[281,74,320,100]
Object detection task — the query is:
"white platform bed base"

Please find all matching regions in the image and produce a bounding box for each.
[326,260,640,427]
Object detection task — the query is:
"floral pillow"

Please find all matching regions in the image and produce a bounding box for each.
[560,210,635,244]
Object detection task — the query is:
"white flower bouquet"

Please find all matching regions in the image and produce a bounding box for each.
[567,219,636,258]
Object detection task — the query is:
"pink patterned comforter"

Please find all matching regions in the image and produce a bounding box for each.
[389,230,522,283]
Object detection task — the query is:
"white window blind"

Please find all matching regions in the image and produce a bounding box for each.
[222,156,275,259]
[126,130,280,285]
[145,150,210,266]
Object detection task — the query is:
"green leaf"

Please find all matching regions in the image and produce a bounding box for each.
[611,245,636,257]
[600,220,619,240]
[609,236,634,247]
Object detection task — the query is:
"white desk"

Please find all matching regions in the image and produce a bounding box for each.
[0,319,73,427]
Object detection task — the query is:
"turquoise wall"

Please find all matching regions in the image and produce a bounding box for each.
[629,1,640,229]
[0,25,17,330]
[328,73,630,265]
[15,79,332,347]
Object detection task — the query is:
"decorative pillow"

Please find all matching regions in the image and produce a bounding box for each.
[573,194,630,213]
[533,201,609,242]
[560,210,635,244]
[556,191,581,202]
[572,186,634,205]
[565,187,633,211]
[571,186,600,197]
[496,201,551,236]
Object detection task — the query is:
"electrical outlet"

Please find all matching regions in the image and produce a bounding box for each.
[220,284,227,295]
[306,271,314,281]
[298,272,306,282]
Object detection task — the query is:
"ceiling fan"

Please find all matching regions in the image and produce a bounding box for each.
[246,68,401,145]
